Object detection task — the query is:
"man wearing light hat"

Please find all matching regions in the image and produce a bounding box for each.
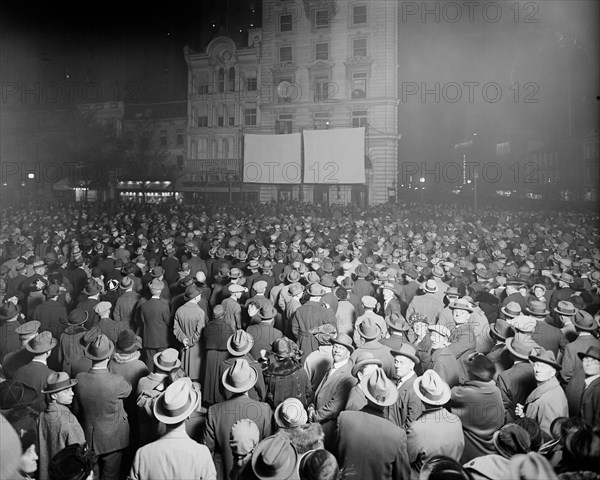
[407,370,465,476]
[292,282,336,363]
[406,279,444,326]
[203,358,273,480]
[138,277,172,371]
[553,300,579,341]
[14,330,57,412]
[129,378,216,480]
[75,334,132,480]
[38,371,85,480]
[337,367,410,480]
[353,295,386,347]
[3,320,40,379]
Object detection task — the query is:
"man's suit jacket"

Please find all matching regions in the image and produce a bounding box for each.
[313,362,357,423]
[580,377,600,427]
[292,301,336,363]
[113,290,141,330]
[202,394,272,480]
[129,430,216,480]
[32,300,69,340]
[337,408,411,480]
[531,320,567,357]
[75,368,132,455]
[496,361,537,423]
[14,360,55,412]
[138,297,171,348]
[563,335,600,416]
[387,374,424,431]
[246,322,283,361]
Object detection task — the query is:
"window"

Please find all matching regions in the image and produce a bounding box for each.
[228,67,235,91]
[314,75,331,102]
[352,5,367,25]
[352,110,367,128]
[246,75,257,91]
[198,138,208,159]
[229,116,235,126]
[217,104,225,127]
[351,72,367,98]
[276,114,293,134]
[176,129,184,145]
[314,111,330,129]
[352,38,367,57]
[280,14,292,32]
[176,155,184,169]
[315,9,330,29]
[218,68,225,93]
[197,104,208,127]
[160,130,168,146]
[279,46,292,63]
[245,107,257,126]
[197,71,210,94]
[315,43,329,61]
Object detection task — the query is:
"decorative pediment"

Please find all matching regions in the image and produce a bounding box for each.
[308,59,334,71]
[206,36,237,65]
[344,56,373,67]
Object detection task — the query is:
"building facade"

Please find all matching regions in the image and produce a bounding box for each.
[183,0,400,206]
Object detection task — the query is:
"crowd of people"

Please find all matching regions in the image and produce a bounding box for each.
[0,199,599,480]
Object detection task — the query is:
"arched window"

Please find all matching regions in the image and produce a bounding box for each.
[218,68,225,93]
[228,67,235,91]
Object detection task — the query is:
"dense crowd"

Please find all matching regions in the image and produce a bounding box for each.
[0,199,599,480]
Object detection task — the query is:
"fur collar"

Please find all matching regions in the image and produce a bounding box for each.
[277,422,324,455]
[112,351,141,364]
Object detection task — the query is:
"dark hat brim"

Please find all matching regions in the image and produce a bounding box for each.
[25,337,58,354]
[577,350,600,362]
[0,304,21,321]
[41,378,78,394]
[330,337,354,353]
[528,353,561,370]
[84,340,115,361]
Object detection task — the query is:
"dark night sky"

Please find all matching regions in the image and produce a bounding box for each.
[1,1,598,163]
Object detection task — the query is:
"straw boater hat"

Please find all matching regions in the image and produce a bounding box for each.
[41,372,78,394]
[153,378,199,424]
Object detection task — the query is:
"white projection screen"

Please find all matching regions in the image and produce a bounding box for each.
[243,133,301,184]
[303,127,365,184]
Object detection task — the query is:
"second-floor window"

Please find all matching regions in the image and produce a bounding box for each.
[352,110,367,128]
[352,38,367,57]
[352,5,367,25]
[315,9,330,29]
[245,107,257,126]
[276,114,293,134]
[279,46,292,63]
[315,42,329,61]
[280,14,293,32]
[351,72,367,98]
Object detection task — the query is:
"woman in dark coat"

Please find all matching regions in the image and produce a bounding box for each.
[263,337,313,410]
[202,305,234,406]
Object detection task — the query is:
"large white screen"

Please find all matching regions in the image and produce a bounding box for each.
[303,127,365,184]
[243,133,302,184]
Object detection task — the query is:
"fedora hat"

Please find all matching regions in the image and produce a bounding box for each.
[526,300,550,317]
[490,318,514,341]
[505,337,533,360]
[554,300,577,316]
[0,302,21,321]
[493,424,531,459]
[0,380,37,409]
[258,304,277,322]
[351,351,383,377]
[271,337,297,359]
[252,435,298,480]
[501,301,522,318]
[82,279,101,296]
[84,334,114,361]
[391,343,420,364]
[445,286,460,298]
[507,314,537,333]
[153,348,181,371]
[355,264,370,278]
[321,261,335,273]
[288,282,304,296]
[151,266,165,278]
[386,312,409,332]
[421,279,438,294]
[43,283,61,297]
[222,358,258,393]
[26,331,58,354]
[528,348,561,371]
[41,372,78,394]
[509,453,557,480]
[119,275,133,290]
[577,345,600,362]
[227,330,254,356]
[80,326,101,348]
[274,398,308,428]
[449,298,474,313]
[573,310,598,331]
[357,318,380,341]
[229,268,243,279]
[153,378,199,424]
[149,278,165,292]
[68,308,89,326]
[15,320,40,338]
[319,275,335,289]
[115,330,142,354]
[184,284,202,301]
[364,367,398,407]
[306,283,325,297]
[330,332,354,353]
[413,369,451,406]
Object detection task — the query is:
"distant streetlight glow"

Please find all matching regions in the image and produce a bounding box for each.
[27,173,35,179]
[419,177,425,183]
